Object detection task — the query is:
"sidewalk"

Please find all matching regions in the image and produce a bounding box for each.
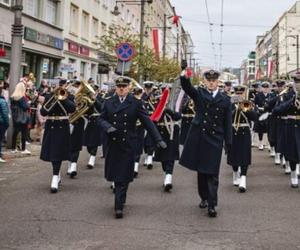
[2,142,41,161]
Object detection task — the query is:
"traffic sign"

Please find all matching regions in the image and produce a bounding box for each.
[115,42,135,62]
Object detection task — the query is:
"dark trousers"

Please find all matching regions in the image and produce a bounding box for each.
[290,161,297,171]
[114,182,129,210]
[70,151,80,163]
[232,165,248,176]
[52,161,62,175]
[162,160,175,174]
[87,146,97,156]
[0,124,7,157]
[197,172,219,209]
[135,154,141,163]
[258,133,264,141]
[12,123,27,150]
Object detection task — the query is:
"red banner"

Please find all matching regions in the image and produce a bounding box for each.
[152,29,160,59]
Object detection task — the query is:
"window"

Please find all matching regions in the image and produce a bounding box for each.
[80,61,86,79]
[81,11,89,39]
[0,0,10,6]
[45,0,57,25]
[101,22,107,36]
[92,17,99,40]
[24,0,39,18]
[70,4,79,34]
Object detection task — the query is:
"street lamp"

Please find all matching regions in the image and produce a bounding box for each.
[111,0,153,83]
[286,34,299,73]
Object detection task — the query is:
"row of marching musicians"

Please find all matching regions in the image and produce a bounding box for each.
[249,73,300,189]
[39,78,104,193]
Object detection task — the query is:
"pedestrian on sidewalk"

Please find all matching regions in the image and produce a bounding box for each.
[10,82,31,155]
[179,61,232,218]
[0,81,9,162]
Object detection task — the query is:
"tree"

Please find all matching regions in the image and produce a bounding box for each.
[98,24,181,82]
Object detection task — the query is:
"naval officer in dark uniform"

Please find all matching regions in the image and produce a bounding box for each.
[179,63,232,218]
[98,76,166,219]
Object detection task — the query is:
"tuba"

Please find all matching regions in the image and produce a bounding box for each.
[43,87,68,112]
[69,81,96,124]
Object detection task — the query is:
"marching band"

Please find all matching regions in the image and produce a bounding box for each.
[37,60,300,219]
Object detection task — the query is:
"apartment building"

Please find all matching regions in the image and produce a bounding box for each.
[0,0,64,84]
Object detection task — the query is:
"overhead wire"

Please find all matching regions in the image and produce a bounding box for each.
[219,0,224,70]
[204,0,217,69]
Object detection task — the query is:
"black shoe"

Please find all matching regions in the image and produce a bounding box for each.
[134,171,138,178]
[291,184,299,189]
[115,209,123,219]
[50,188,58,193]
[239,186,246,193]
[87,164,94,169]
[208,208,217,218]
[199,200,208,209]
[164,184,173,192]
[70,171,77,178]
[147,164,153,170]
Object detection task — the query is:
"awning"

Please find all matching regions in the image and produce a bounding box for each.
[23,47,64,60]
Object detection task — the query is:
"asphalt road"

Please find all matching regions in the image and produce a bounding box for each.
[0,146,300,250]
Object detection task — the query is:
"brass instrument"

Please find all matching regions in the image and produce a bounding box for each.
[43,87,68,112]
[69,81,96,124]
[188,100,195,114]
[233,86,254,130]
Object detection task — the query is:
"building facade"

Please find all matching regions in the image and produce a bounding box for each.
[0,0,64,85]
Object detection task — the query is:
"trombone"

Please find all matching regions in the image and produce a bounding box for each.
[43,86,68,113]
[232,87,254,130]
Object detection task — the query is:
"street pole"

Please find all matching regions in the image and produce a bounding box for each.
[137,0,145,84]
[176,32,179,63]
[8,0,23,149]
[162,14,167,60]
[297,35,299,72]
[9,0,23,93]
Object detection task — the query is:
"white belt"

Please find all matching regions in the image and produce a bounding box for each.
[287,115,300,120]
[47,116,69,120]
[233,123,249,128]
[182,114,195,118]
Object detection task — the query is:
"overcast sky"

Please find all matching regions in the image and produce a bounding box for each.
[171,0,297,69]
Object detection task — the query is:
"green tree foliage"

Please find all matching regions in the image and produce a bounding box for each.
[98,24,180,82]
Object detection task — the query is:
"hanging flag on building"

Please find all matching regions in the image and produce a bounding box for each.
[267,59,273,79]
[152,29,160,59]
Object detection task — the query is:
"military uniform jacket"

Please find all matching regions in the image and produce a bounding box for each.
[83,96,103,147]
[40,94,76,162]
[179,76,232,175]
[154,110,181,162]
[265,92,279,146]
[227,105,258,166]
[254,92,270,133]
[180,96,195,145]
[142,92,157,152]
[99,94,162,183]
[273,91,300,162]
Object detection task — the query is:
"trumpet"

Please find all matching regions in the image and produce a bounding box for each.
[43,86,68,112]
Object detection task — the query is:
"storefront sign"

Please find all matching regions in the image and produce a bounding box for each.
[24,27,63,50]
[68,41,90,57]
[68,42,79,53]
[60,63,75,72]
[80,46,90,56]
